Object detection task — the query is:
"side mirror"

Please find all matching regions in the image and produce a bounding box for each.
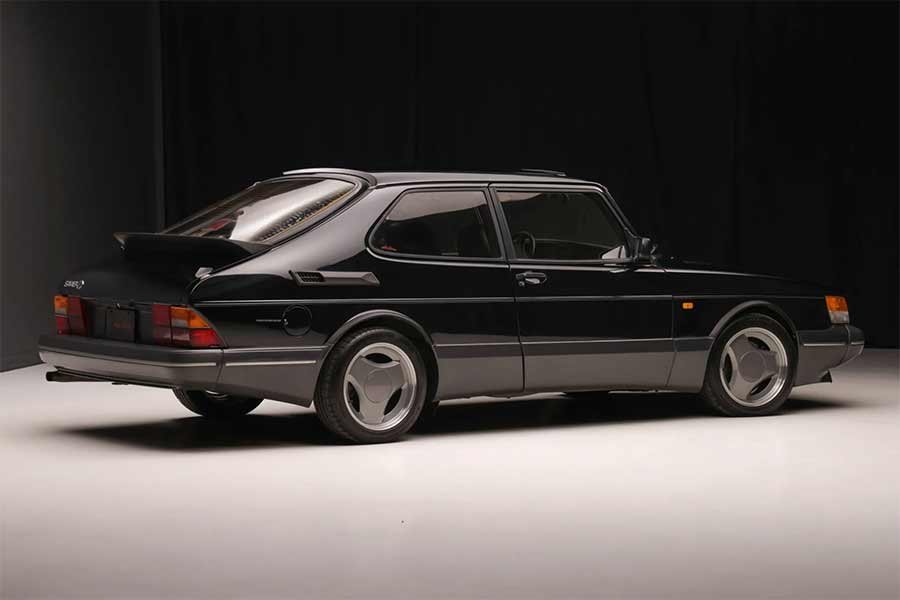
[633,236,657,262]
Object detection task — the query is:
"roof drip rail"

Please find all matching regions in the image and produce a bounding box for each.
[282,167,376,186]
[517,168,567,177]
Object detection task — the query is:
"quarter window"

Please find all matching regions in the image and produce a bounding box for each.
[496,190,627,261]
[372,190,500,259]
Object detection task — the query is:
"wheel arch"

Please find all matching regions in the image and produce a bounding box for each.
[709,300,800,354]
[669,300,800,394]
[321,310,439,404]
[699,300,801,415]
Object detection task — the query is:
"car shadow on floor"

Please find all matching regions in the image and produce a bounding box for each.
[51,392,852,451]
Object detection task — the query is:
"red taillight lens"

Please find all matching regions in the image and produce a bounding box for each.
[54,295,87,335]
[67,297,87,335]
[151,303,222,348]
[152,303,171,326]
[189,328,221,348]
[55,315,70,335]
[152,303,173,345]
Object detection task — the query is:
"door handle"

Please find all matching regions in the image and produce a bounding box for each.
[516,271,548,286]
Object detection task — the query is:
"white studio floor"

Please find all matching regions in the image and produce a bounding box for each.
[1,350,898,600]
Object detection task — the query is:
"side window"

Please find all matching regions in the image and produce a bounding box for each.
[497,190,627,261]
[372,190,501,259]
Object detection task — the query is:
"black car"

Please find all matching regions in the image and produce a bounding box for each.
[39,168,864,443]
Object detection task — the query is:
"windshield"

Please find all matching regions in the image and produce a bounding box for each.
[164,178,357,244]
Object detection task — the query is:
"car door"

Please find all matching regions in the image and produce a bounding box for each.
[367,186,524,400]
[490,185,674,392]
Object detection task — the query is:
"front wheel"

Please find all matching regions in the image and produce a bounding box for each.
[700,314,796,416]
[174,389,263,418]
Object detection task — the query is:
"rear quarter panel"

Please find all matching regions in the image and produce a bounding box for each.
[189,185,522,404]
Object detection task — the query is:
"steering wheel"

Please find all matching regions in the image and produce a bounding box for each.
[511,231,537,259]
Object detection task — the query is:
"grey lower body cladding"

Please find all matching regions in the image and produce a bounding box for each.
[38,323,864,405]
[38,334,323,406]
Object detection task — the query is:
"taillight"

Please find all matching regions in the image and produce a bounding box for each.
[152,304,223,348]
[54,295,88,335]
[825,295,849,324]
[189,328,222,348]
[152,304,171,344]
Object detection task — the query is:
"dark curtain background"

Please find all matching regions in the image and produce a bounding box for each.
[161,2,898,347]
[0,1,159,370]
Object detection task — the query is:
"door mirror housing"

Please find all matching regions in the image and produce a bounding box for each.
[631,236,657,262]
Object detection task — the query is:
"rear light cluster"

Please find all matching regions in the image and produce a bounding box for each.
[54,295,88,335]
[152,304,223,348]
[825,295,850,324]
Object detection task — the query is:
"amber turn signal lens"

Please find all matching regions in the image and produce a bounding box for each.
[826,295,848,312]
[169,306,192,328]
[54,295,68,316]
[825,295,849,324]
[169,306,210,329]
[188,311,210,329]
[682,301,694,310]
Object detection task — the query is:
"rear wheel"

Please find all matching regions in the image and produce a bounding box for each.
[701,314,796,416]
[315,327,427,444]
[174,389,263,418]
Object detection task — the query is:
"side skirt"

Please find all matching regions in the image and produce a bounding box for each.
[666,337,713,392]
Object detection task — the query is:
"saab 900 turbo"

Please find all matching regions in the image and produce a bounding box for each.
[39,168,864,443]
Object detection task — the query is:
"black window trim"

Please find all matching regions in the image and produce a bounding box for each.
[366,185,508,264]
[488,183,637,266]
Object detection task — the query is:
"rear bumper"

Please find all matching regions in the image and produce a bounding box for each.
[38,334,223,390]
[38,334,323,406]
[795,325,865,385]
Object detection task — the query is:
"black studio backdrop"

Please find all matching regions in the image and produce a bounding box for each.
[159,2,896,346]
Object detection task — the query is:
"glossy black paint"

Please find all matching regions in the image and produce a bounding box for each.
[42,169,862,406]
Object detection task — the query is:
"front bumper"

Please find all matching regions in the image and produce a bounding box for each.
[38,334,323,406]
[795,324,865,385]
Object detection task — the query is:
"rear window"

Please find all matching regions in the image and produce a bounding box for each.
[371,190,501,259]
[164,178,357,244]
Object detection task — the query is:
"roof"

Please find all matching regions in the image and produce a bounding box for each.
[281,167,599,188]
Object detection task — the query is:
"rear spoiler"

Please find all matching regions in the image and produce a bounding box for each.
[114,233,267,269]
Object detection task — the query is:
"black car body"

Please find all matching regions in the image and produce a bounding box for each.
[39,168,864,442]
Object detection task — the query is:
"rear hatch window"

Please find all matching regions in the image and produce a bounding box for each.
[163,177,358,245]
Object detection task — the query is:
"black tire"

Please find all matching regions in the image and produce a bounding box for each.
[413,399,441,430]
[174,389,263,418]
[700,313,796,416]
[315,327,428,444]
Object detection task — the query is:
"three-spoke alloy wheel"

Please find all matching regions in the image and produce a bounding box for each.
[315,327,428,443]
[174,389,263,418]
[701,314,796,416]
[344,342,417,431]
